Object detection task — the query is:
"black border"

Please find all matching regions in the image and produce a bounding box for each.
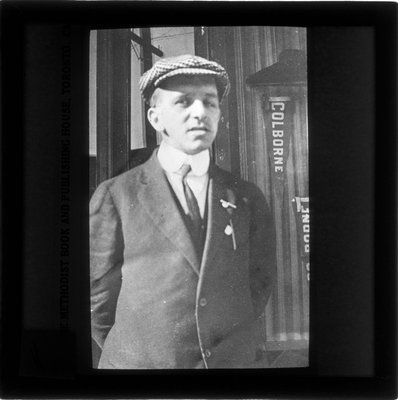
[1,1,397,398]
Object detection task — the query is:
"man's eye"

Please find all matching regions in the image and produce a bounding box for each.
[205,100,218,108]
[176,99,188,106]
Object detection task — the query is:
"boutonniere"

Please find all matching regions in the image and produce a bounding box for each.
[221,199,237,251]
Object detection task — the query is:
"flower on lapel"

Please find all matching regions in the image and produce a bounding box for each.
[224,219,237,251]
[220,198,237,250]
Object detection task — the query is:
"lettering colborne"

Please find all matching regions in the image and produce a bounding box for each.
[271,101,286,173]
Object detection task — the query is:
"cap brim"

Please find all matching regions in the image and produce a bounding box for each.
[148,68,230,103]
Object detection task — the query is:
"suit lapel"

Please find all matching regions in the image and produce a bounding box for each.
[200,166,247,273]
[137,152,200,275]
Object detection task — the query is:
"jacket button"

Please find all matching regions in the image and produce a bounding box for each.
[199,298,207,307]
[204,349,211,358]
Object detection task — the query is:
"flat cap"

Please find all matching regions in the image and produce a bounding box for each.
[139,54,230,104]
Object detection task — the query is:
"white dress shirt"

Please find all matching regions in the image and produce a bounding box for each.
[157,142,209,218]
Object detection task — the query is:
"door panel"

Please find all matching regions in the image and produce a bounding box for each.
[207,26,309,353]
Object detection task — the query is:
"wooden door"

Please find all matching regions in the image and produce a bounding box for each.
[206,26,309,356]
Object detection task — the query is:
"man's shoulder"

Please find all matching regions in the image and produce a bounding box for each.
[94,167,137,196]
[112,163,147,186]
[91,156,155,206]
[211,164,265,199]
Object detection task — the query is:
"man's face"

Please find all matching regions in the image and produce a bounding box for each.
[147,75,221,155]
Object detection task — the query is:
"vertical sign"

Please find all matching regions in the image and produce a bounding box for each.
[263,95,295,339]
[292,196,310,281]
[263,96,294,198]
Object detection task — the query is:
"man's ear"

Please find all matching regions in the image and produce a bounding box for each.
[147,107,163,132]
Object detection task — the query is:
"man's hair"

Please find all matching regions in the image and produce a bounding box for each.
[149,88,161,108]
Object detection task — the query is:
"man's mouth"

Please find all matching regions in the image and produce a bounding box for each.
[189,127,208,133]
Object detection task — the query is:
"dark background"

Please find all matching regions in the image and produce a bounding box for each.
[1,1,396,398]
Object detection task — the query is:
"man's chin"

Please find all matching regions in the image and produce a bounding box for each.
[184,141,212,155]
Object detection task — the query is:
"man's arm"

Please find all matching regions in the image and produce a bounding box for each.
[248,185,277,319]
[90,182,124,350]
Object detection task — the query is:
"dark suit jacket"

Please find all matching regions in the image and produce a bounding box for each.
[90,150,276,369]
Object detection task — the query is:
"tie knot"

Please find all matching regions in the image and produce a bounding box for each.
[179,163,191,178]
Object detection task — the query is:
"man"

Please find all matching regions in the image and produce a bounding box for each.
[90,54,276,369]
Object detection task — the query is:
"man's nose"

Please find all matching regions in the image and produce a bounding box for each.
[190,99,206,119]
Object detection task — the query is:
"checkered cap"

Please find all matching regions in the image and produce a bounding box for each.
[139,54,230,104]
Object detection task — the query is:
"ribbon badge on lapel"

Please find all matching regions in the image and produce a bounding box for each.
[220,199,237,251]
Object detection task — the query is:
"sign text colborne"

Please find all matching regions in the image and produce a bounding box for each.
[271,101,286,173]
[264,96,292,183]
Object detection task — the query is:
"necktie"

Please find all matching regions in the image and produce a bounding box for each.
[179,163,207,259]
[179,164,202,231]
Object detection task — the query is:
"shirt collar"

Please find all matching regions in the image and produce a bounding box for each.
[157,141,210,176]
